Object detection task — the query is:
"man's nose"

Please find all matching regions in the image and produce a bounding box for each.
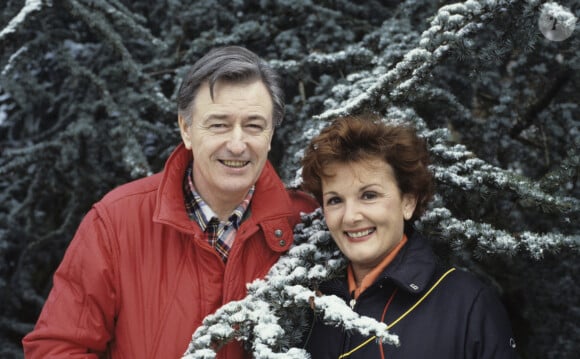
[226,126,247,154]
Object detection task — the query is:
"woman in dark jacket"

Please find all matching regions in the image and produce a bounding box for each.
[300,114,518,359]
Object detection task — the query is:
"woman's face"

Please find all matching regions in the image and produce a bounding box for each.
[321,157,417,280]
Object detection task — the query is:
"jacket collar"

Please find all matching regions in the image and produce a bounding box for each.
[153,144,296,251]
[379,231,438,294]
[320,231,438,296]
[153,144,193,233]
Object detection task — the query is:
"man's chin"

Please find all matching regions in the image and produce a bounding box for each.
[217,181,254,196]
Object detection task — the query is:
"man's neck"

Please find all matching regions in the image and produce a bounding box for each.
[187,162,254,222]
[205,195,245,222]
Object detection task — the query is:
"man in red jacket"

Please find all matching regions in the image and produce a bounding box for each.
[22,46,318,358]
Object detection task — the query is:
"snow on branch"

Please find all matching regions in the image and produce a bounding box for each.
[377,112,579,260]
[63,0,143,75]
[413,118,579,215]
[420,206,580,259]
[376,109,579,217]
[1,45,28,77]
[315,0,544,121]
[181,210,399,358]
[430,154,580,215]
[0,0,44,41]
[539,146,580,193]
[269,44,375,78]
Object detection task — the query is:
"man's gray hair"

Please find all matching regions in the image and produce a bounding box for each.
[177,46,285,126]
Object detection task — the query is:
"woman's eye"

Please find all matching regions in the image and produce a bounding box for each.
[361,191,377,200]
[325,197,341,206]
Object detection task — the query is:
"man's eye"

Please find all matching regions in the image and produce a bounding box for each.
[246,123,264,131]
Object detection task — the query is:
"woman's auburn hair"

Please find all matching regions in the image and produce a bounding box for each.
[301,114,435,222]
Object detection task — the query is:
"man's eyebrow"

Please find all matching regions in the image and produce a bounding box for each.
[204,113,229,120]
[247,115,268,121]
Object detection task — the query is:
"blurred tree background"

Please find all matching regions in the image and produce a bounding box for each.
[0,0,578,358]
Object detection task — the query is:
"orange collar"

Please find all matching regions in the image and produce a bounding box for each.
[348,234,408,300]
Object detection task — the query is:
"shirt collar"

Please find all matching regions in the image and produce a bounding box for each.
[348,234,408,299]
[183,162,254,231]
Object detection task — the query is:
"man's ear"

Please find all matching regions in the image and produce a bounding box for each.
[267,126,275,152]
[178,115,192,150]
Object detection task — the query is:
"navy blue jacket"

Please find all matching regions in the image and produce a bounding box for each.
[304,232,519,359]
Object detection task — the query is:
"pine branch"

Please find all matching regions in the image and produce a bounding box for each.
[181,210,398,358]
[419,206,580,259]
[314,0,495,120]
[0,142,60,176]
[0,0,44,41]
[510,69,572,138]
[430,155,580,214]
[539,146,579,193]
[63,0,142,75]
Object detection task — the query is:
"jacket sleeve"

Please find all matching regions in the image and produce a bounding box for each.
[22,208,118,358]
[466,285,520,359]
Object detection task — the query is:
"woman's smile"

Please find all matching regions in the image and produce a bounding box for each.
[322,158,417,280]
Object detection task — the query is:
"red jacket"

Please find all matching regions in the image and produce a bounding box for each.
[23,144,318,359]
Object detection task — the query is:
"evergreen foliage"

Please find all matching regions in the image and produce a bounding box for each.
[183,210,399,359]
[1,0,578,358]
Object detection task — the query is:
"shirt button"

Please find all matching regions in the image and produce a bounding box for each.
[274,229,283,237]
[279,239,286,247]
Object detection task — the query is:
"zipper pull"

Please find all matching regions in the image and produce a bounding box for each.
[349,290,357,309]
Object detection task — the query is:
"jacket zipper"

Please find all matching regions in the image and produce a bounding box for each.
[349,290,356,309]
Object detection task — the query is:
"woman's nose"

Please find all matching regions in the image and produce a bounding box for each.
[344,201,363,224]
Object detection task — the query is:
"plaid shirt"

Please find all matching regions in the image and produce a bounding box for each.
[183,163,254,262]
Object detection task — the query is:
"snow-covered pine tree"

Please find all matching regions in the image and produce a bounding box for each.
[183,1,580,357]
[182,210,398,359]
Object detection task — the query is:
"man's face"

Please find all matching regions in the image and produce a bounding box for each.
[179,79,274,209]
